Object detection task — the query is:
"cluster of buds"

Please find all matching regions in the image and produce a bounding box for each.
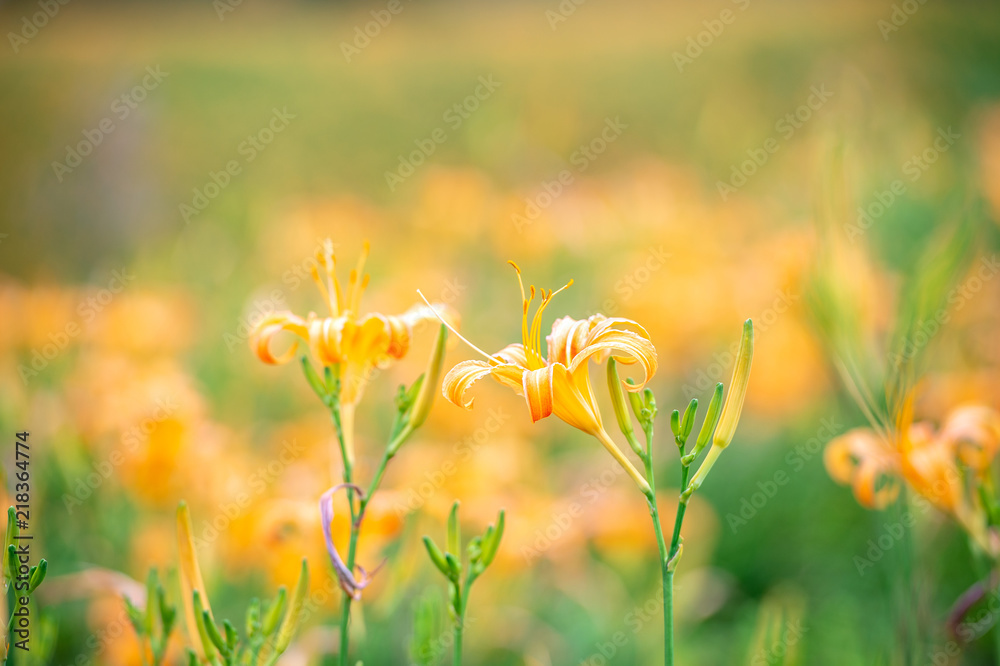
[176,503,309,666]
[422,501,505,663]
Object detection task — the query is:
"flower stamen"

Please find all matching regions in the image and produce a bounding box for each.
[416,289,497,364]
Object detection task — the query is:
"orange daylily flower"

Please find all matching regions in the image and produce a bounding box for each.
[429,263,657,493]
[249,240,456,459]
[825,401,1000,554]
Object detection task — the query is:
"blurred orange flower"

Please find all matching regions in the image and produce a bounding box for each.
[249,239,456,461]
[825,400,1000,554]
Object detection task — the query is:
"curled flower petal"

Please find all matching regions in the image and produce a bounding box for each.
[250,313,309,365]
[442,359,524,409]
[824,429,899,509]
[940,405,1000,472]
[567,328,658,392]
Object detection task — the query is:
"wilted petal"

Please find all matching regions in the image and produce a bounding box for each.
[320,485,377,601]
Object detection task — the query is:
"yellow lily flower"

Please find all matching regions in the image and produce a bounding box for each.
[428,262,657,494]
[249,240,457,461]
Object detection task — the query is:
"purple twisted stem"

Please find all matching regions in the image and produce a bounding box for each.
[320,484,380,600]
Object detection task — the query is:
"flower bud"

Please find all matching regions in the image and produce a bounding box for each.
[408,324,449,430]
[713,319,754,449]
[275,558,309,654]
[608,360,643,456]
[447,501,461,557]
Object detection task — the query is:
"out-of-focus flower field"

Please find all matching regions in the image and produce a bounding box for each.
[2,1,1000,664]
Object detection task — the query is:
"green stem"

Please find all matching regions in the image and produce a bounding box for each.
[453,614,463,666]
[642,429,673,666]
[339,524,361,666]
[329,399,358,666]
[453,571,478,666]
